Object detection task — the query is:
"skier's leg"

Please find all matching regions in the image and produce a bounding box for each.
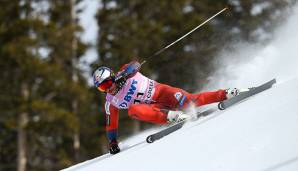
[139,84,225,123]
[152,83,192,109]
[153,83,228,108]
[128,104,169,124]
[128,103,190,124]
[191,90,227,106]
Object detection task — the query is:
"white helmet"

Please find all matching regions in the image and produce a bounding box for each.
[93,67,115,91]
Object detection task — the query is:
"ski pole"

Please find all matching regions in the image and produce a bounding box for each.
[141,7,229,66]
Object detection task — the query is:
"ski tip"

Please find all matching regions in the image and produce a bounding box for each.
[268,78,277,87]
[273,78,277,83]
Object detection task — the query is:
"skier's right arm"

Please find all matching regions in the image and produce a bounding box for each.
[105,101,120,154]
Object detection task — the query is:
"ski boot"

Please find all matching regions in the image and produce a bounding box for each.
[225,88,250,99]
[167,110,190,124]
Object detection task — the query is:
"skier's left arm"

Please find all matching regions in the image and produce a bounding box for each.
[113,60,141,91]
[115,60,141,82]
[121,60,141,78]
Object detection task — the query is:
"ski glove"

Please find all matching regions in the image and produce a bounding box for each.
[114,75,127,92]
[109,139,120,155]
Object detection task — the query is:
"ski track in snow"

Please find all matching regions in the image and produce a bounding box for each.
[62,4,298,171]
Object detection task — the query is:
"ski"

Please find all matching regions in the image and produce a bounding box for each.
[146,78,276,143]
[146,108,216,143]
[218,78,276,110]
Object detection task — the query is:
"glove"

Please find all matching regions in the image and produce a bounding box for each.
[115,75,126,87]
[114,75,127,93]
[109,139,120,155]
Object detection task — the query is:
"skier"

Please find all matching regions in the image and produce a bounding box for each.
[93,60,240,154]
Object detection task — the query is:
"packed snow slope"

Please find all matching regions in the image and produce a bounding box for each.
[62,5,298,171]
[63,78,298,171]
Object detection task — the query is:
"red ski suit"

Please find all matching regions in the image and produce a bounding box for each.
[128,83,227,123]
[104,74,227,141]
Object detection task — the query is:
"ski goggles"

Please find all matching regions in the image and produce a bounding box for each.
[96,79,114,92]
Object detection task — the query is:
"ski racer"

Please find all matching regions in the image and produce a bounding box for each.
[93,60,240,154]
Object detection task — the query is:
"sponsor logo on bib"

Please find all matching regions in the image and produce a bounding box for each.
[146,80,154,99]
[119,80,138,108]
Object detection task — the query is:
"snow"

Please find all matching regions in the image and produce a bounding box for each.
[63,77,298,171]
[62,5,298,171]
